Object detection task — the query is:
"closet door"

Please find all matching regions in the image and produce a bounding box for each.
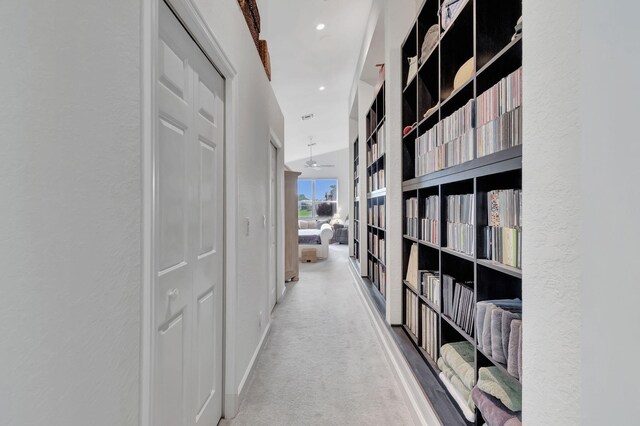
[154,2,224,425]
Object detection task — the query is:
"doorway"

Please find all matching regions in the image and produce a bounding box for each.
[151,2,225,424]
[268,142,278,312]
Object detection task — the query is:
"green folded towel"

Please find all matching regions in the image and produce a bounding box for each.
[440,342,475,389]
[477,367,522,412]
[437,358,475,410]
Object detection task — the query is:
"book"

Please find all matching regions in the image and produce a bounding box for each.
[405,243,419,291]
[421,195,439,245]
[482,189,522,268]
[420,270,440,307]
[405,197,419,238]
[446,194,475,256]
[442,274,475,336]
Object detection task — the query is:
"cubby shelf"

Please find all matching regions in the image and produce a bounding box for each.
[400,1,523,424]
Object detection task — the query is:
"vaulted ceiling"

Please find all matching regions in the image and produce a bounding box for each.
[257,0,374,162]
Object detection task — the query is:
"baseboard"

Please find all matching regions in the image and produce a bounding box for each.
[348,262,442,426]
[237,321,272,403]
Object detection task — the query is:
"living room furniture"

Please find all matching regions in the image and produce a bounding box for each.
[334,223,348,244]
[298,223,334,259]
[285,170,301,281]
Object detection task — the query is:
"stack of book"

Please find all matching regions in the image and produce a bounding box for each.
[481,189,522,268]
[420,271,440,307]
[442,275,475,336]
[415,99,475,177]
[369,170,385,191]
[421,195,439,245]
[476,67,522,157]
[446,194,475,256]
[372,234,380,258]
[405,197,419,238]
[379,264,386,296]
[378,203,386,228]
[422,305,438,361]
[405,289,419,337]
[378,237,386,262]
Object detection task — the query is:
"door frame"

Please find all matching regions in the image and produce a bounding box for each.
[141,0,240,424]
[268,133,286,305]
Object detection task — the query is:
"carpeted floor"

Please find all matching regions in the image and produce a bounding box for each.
[220,244,414,426]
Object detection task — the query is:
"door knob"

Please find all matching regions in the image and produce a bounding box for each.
[168,288,179,299]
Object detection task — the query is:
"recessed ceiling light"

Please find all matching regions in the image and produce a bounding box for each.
[319,86,326,91]
[316,23,326,31]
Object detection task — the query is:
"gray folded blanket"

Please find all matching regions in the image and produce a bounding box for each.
[472,387,522,426]
[507,319,522,379]
[479,300,522,356]
[492,309,521,364]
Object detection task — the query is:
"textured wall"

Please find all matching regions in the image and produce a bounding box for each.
[580,1,640,424]
[0,1,141,425]
[523,0,582,423]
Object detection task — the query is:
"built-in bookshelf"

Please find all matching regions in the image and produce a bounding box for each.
[401,1,523,424]
[353,136,360,262]
[367,81,387,298]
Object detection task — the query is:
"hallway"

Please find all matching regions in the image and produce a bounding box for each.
[221,245,414,426]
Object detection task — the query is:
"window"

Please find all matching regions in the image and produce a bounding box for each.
[298,179,338,218]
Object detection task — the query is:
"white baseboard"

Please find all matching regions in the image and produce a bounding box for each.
[348,264,442,426]
[238,322,272,400]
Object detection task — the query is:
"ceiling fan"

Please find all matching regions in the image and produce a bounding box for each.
[304,139,334,168]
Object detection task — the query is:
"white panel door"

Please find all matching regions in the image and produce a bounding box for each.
[268,143,277,312]
[155,3,224,425]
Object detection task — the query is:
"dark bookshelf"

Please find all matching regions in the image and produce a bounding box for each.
[400,1,523,425]
[367,81,387,300]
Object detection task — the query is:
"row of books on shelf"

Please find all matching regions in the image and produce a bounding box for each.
[446,194,475,256]
[405,195,441,244]
[368,169,386,192]
[405,290,419,337]
[482,188,522,268]
[367,123,386,165]
[412,67,523,176]
[369,233,386,262]
[368,203,386,228]
[421,305,438,361]
[405,197,419,238]
[442,275,475,336]
[415,100,475,177]
[420,271,440,307]
[369,259,386,296]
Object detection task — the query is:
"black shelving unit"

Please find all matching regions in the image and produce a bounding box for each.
[353,136,360,262]
[400,1,523,425]
[366,81,387,299]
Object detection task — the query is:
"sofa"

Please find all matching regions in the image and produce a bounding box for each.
[298,220,334,259]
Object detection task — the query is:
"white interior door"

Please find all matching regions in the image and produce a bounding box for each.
[154,3,224,425]
[268,143,277,312]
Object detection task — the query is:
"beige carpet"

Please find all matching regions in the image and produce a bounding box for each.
[220,244,414,426]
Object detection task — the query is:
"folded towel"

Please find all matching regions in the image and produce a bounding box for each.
[440,342,475,389]
[501,310,521,360]
[491,308,507,363]
[478,367,522,412]
[517,325,523,381]
[439,372,476,422]
[472,387,522,426]
[507,320,522,379]
[478,300,522,351]
[482,304,497,356]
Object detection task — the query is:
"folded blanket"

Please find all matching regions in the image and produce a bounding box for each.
[482,304,497,356]
[507,320,522,379]
[517,324,523,380]
[478,367,522,412]
[491,308,507,363]
[440,342,475,389]
[472,387,522,426]
[439,372,476,422]
[476,301,491,349]
[501,311,522,361]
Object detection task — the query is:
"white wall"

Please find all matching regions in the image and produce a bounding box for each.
[0,1,142,425]
[286,148,349,220]
[192,0,285,409]
[525,0,640,423]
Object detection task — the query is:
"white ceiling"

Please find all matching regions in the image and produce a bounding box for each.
[257,0,374,162]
